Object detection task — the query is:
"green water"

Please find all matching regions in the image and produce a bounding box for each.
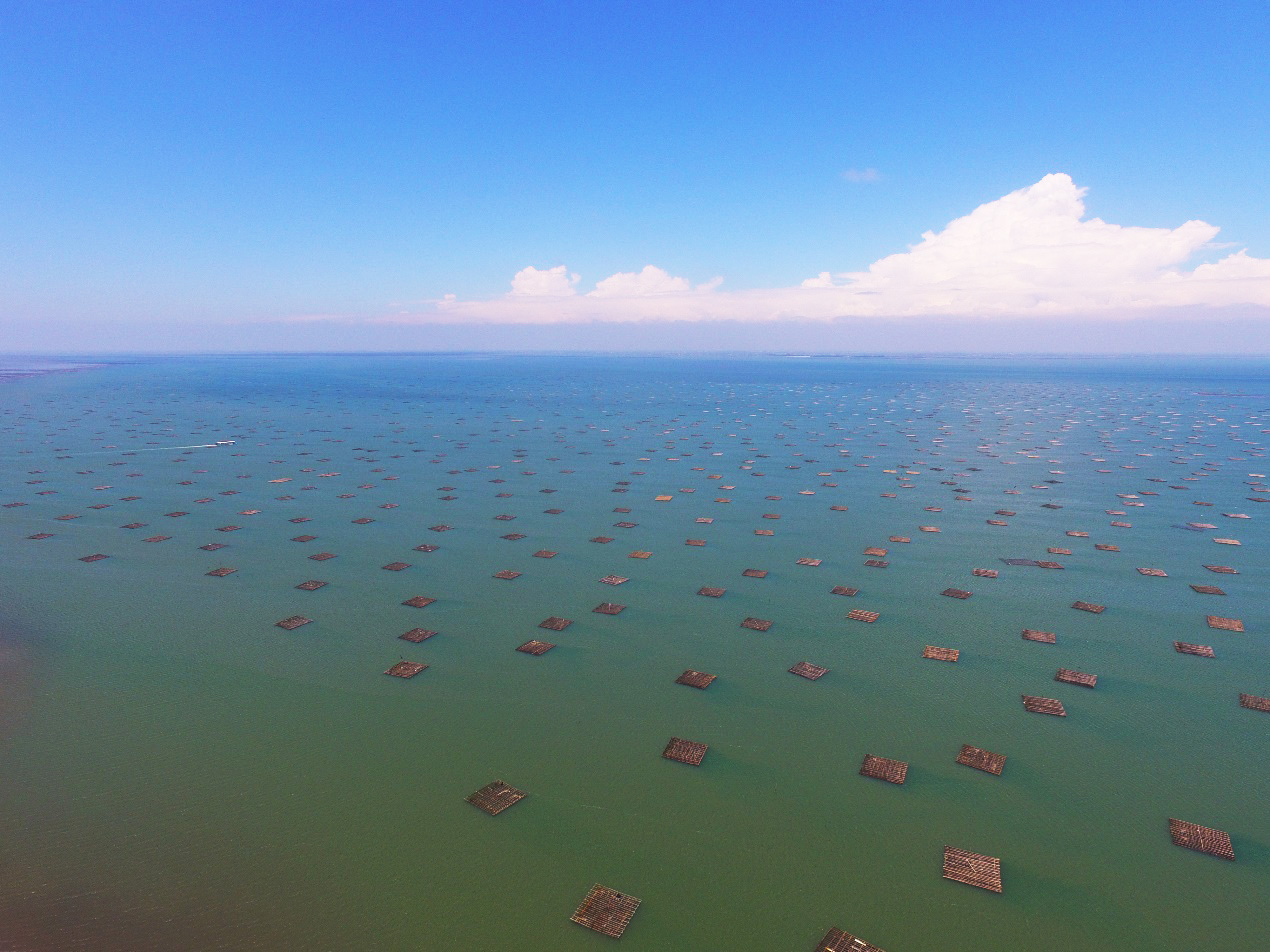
[0,356,1265,951]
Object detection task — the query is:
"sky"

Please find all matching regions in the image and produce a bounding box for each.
[1,0,1268,354]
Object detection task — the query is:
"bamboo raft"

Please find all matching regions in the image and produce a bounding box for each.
[1169,819,1235,860]
[501,533,527,541]
[923,645,959,662]
[275,616,311,630]
[295,580,326,591]
[1137,567,1168,577]
[789,661,828,680]
[1204,564,1237,574]
[742,568,768,578]
[628,550,652,559]
[943,846,1002,892]
[1056,668,1097,688]
[697,586,726,597]
[414,544,439,553]
[384,660,427,678]
[1190,584,1225,595]
[741,617,773,631]
[1022,629,1056,644]
[570,884,641,938]
[663,737,708,765]
[539,616,572,631]
[516,640,554,655]
[206,567,236,577]
[831,585,859,596]
[957,745,1006,775]
[493,570,521,580]
[466,780,526,816]
[79,554,109,562]
[1207,615,1244,632]
[591,536,615,544]
[864,559,888,568]
[1238,693,1269,712]
[533,549,557,558]
[382,562,410,571]
[1175,642,1215,657]
[202,542,229,550]
[600,574,629,585]
[593,602,625,615]
[847,609,879,623]
[1022,695,1066,716]
[941,588,972,599]
[675,670,716,689]
[859,754,908,784]
[815,927,885,952]
[864,547,887,556]
[685,538,706,546]
[972,568,998,578]
[309,552,336,561]
[402,596,436,608]
[400,629,437,643]
[1072,601,1105,613]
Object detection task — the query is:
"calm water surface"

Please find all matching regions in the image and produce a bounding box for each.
[0,356,1265,951]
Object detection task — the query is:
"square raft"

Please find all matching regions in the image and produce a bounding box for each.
[789,661,828,680]
[676,670,716,689]
[663,737,708,765]
[816,929,885,952]
[1169,819,1235,860]
[943,846,1002,893]
[570,884,641,938]
[1056,668,1097,688]
[860,754,908,785]
[385,660,427,678]
[957,745,1006,775]
[1022,695,1066,716]
[466,780,526,816]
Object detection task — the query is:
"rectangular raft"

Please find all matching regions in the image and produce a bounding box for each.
[466,780,526,816]
[859,754,908,784]
[1022,695,1067,716]
[663,737,708,765]
[570,885,641,938]
[1169,819,1235,860]
[943,846,1002,892]
[957,745,1006,775]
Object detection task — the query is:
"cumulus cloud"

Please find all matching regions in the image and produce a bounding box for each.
[418,173,1270,324]
[509,265,578,296]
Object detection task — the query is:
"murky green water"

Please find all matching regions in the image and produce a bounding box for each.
[0,356,1265,951]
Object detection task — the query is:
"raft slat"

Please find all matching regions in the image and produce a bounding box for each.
[943,846,1002,892]
[1169,819,1235,860]
[662,737,708,765]
[859,754,908,784]
[570,884,641,938]
[466,780,526,816]
[957,745,1006,775]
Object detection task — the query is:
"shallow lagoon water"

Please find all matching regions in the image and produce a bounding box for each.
[0,355,1265,951]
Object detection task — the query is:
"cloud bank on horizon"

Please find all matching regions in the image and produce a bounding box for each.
[414,173,1270,325]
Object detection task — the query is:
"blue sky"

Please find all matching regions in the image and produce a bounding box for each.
[1,0,1267,352]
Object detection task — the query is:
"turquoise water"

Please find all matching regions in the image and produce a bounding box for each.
[0,355,1265,951]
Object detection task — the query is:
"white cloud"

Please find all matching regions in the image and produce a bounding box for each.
[842,167,881,183]
[417,173,1270,325]
[509,265,578,296]
[590,265,692,297]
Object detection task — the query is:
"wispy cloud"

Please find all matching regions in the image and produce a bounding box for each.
[388,174,1270,325]
[841,167,881,183]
